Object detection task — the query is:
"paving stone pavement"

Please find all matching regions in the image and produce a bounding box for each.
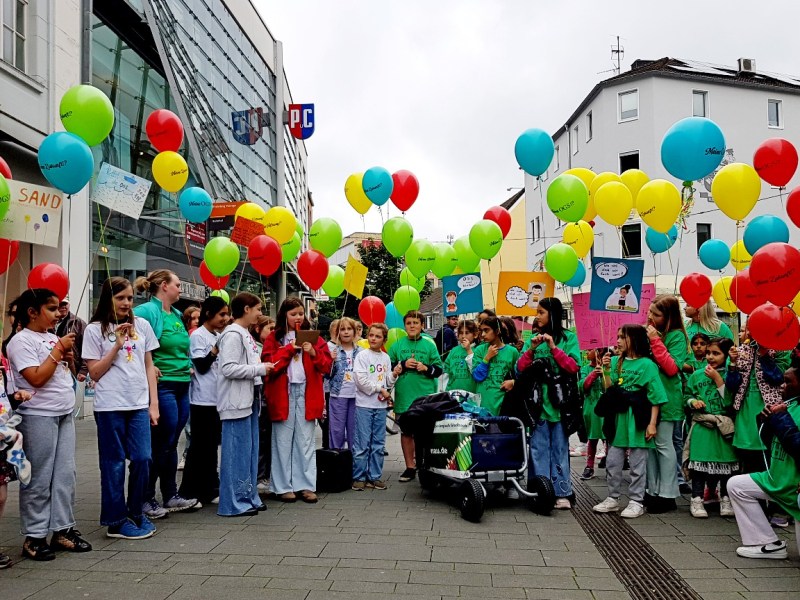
[1,421,798,599]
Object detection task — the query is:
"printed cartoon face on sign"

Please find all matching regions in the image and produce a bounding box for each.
[589,257,644,314]
[441,272,483,316]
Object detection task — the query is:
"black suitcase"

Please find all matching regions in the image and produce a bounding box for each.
[316,448,352,493]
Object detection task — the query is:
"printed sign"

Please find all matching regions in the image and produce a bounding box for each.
[288,103,315,140]
[589,257,645,313]
[92,163,152,219]
[495,271,555,316]
[574,283,656,350]
[344,254,368,299]
[442,272,483,316]
[185,222,206,253]
[230,216,265,246]
[0,179,63,247]
[209,201,245,231]
[231,107,268,145]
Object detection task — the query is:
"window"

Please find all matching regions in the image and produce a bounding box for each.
[571,125,579,154]
[1,0,27,71]
[586,111,593,141]
[696,223,711,253]
[768,99,782,128]
[553,146,560,172]
[618,89,639,122]
[531,216,541,242]
[619,151,640,172]
[693,90,707,117]
[621,224,641,258]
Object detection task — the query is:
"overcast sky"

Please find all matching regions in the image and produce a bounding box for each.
[257,0,799,242]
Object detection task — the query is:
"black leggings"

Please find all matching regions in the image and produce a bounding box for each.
[690,471,730,498]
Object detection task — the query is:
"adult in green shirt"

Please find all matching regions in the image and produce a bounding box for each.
[472,316,519,416]
[134,270,197,518]
[684,300,735,342]
[443,320,477,393]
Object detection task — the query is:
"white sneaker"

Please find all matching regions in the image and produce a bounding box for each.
[554,498,571,510]
[690,497,708,518]
[505,486,520,500]
[621,500,645,518]
[569,444,587,457]
[719,496,734,517]
[257,479,269,493]
[211,497,220,505]
[736,541,787,559]
[593,497,620,513]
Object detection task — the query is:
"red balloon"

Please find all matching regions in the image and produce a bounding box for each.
[753,138,798,187]
[729,269,767,314]
[483,206,512,239]
[199,260,229,290]
[146,109,184,152]
[749,304,800,351]
[679,272,712,309]
[248,235,282,277]
[28,263,69,300]
[750,242,800,307]
[0,239,19,275]
[0,156,12,179]
[358,296,387,326]
[786,187,800,229]
[296,249,329,290]
[390,170,420,212]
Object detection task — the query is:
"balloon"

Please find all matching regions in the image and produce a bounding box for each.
[636,179,681,233]
[400,267,426,292]
[248,235,282,276]
[594,181,633,227]
[296,249,329,289]
[730,270,766,314]
[385,327,407,351]
[28,263,69,300]
[469,220,503,260]
[295,220,304,238]
[178,187,213,223]
[620,169,650,202]
[483,206,512,239]
[322,265,345,298]
[514,128,554,177]
[730,240,752,271]
[393,285,421,315]
[453,236,480,273]
[344,173,372,215]
[362,166,393,206]
[432,243,458,279]
[282,232,301,262]
[565,261,586,287]
[358,296,387,326]
[793,290,800,318]
[712,276,737,313]
[390,170,419,212]
[59,84,114,146]
[589,172,623,198]
[308,217,342,258]
[749,242,800,307]
[660,117,726,181]
[152,150,188,193]
[235,202,266,223]
[698,239,730,271]
[753,138,798,187]
[749,304,800,351]
[787,187,800,229]
[711,163,761,221]
[204,236,240,277]
[38,132,93,194]
[0,156,12,179]
[546,174,589,223]
[564,168,597,221]
[743,215,790,255]
[0,238,19,274]
[0,175,9,222]
[382,217,414,258]
[680,272,713,309]
[263,206,296,244]
[405,239,436,277]
[562,221,594,259]
[145,109,184,153]
[210,289,230,304]
[645,225,678,254]
[199,260,229,290]
[543,243,579,283]
[385,302,404,329]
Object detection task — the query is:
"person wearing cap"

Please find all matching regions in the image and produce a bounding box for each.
[55,298,88,382]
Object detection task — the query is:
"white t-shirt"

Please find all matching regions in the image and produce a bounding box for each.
[338,348,357,398]
[354,349,395,409]
[7,328,76,416]
[284,332,306,384]
[189,326,219,406]
[83,317,159,412]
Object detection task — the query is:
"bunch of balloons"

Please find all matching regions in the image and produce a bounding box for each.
[344,169,420,214]
[147,109,189,193]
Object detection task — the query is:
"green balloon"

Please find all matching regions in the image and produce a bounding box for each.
[404,239,435,278]
[400,267,426,292]
[546,174,589,223]
[382,217,414,258]
[394,285,421,315]
[295,220,304,238]
[59,84,114,146]
[210,289,230,303]
[469,220,503,260]
[432,242,457,279]
[282,232,302,262]
[0,175,10,222]
[454,236,480,273]
[385,327,407,351]
[204,236,240,277]
[308,217,342,258]
[544,243,579,282]
[322,265,345,297]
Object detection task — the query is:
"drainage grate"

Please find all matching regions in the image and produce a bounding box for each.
[570,474,703,600]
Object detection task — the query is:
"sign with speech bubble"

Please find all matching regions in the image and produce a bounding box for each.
[442,272,483,316]
[574,284,655,350]
[589,257,645,313]
[495,271,555,316]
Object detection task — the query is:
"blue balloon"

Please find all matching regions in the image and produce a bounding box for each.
[698,239,730,271]
[645,225,678,254]
[514,128,554,177]
[743,214,790,255]
[38,132,94,194]
[385,301,404,330]
[362,166,393,206]
[565,261,586,287]
[660,117,725,182]
[179,187,213,223]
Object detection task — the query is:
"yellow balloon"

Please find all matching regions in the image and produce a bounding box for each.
[620,169,650,203]
[562,220,594,258]
[712,276,737,313]
[730,239,752,271]
[235,202,266,223]
[344,173,372,215]
[791,290,800,317]
[263,206,297,244]
[636,179,681,233]
[710,163,762,221]
[564,168,597,221]
[594,181,633,227]
[152,151,188,193]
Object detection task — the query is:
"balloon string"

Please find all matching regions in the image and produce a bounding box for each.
[0,247,12,339]
[235,256,248,295]
[66,194,73,293]
[488,260,496,308]
[672,226,685,295]
[72,205,114,323]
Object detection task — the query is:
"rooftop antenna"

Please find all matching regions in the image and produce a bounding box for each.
[597,35,625,77]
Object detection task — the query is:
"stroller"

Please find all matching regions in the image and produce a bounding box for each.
[399,391,555,522]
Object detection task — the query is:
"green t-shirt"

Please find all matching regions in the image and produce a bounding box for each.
[685,321,735,342]
[579,363,605,440]
[153,311,191,382]
[684,367,737,464]
[388,335,443,414]
[657,330,689,422]
[608,356,667,448]
[687,356,706,373]
[444,344,476,393]
[472,344,520,416]
[521,331,580,423]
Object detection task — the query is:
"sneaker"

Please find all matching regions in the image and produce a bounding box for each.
[0,552,11,569]
[555,498,572,510]
[598,456,606,470]
[505,485,519,500]
[621,501,645,519]
[770,515,790,529]
[569,444,587,457]
[107,519,154,540]
[257,479,270,493]
[370,480,388,490]
[593,497,620,513]
[596,445,607,460]
[399,468,416,482]
[177,457,185,471]
[22,537,55,561]
[50,528,92,552]
[703,486,720,505]
[164,495,199,513]
[211,497,220,505]
[736,541,788,560]
[352,481,366,491]
[136,515,157,533]
[690,497,708,518]
[580,467,595,480]
[720,496,734,517]
[143,500,169,520]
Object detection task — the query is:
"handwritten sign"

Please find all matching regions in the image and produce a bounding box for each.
[589,257,644,313]
[574,283,655,350]
[496,271,555,316]
[230,216,265,246]
[92,163,152,219]
[0,179,63,247]
[442,272,483,316]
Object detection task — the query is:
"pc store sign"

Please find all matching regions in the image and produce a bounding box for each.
[288,104,314,140]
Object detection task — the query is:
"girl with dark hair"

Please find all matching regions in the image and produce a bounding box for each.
[473,316,519,416]
[83,277,160,540]
[579,347,607,480]
[251,315,275,492]
[685,333,710,375]
[517,297,580,509]
[444,320,478,393]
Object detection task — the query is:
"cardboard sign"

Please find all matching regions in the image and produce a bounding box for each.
[495,271,555,316]
[574,283,656,350]
[442,272,483,316]
[0,179,63,247]
[589,257,645,313]
[230,216,265,246]
[92,163,152,219]
[344,255,368,299]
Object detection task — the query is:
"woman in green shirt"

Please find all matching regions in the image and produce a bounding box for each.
[472,316,518,416]
[684,300,735,342]
[444,320,477,393]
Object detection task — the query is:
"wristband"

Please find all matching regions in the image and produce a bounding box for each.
[48,352,60,365]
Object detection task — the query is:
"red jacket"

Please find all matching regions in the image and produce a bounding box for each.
[261,331,332,421]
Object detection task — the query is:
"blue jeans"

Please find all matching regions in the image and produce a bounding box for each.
[147,380,190,502]
[218,392,261,516]
[352,407,386,482]
[530,420,572,498]
[96,409,151,526]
